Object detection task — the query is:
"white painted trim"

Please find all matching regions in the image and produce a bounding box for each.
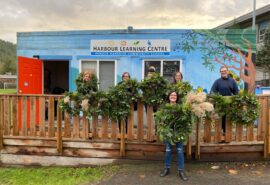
[142,59,145,79]
[160,60,164,76]
[114,59,117,85]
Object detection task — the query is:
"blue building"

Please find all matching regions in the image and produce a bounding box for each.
[17,28,256,94]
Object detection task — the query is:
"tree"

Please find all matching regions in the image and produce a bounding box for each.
[178,29,256,93]
[0,39,16,74]
[257,29,270,85]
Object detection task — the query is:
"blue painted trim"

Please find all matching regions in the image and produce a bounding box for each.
[39,55,72,60]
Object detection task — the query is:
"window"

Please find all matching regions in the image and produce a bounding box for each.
[143,60,181,81]
[80,60,116,90]
[258,21,269,43]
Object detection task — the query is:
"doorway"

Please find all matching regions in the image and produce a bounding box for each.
[43,60,69,94]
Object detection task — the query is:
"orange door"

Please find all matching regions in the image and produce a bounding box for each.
[18,56,43,129]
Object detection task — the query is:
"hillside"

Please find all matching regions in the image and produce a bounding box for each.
[0,39,16,74]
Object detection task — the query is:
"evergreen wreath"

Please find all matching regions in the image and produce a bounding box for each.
[59,92,81,116]
[208,93,260,125]
[228,93,260,125]
[75,73,98,95]
[155,103,196,144]
[140,73,169,106]
[170,81,193,101]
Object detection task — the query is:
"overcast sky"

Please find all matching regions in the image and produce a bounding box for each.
[0,0,269,43]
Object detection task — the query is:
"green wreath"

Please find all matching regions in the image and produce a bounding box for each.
[208,93,260,125]
[155,103,196,144]
[59,92,81,116]
[140,73,169,106]
[75,73,98,95]
[169,81,193,101]
[228,93,260,125]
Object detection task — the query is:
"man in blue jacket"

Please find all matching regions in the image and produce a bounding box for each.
[211,66,239,139]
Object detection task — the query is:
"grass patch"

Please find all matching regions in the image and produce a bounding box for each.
[0,165,120,185]
[0,89,17,94]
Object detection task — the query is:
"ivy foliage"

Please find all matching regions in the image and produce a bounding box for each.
[155,103,196,145]
[140,73,169,106]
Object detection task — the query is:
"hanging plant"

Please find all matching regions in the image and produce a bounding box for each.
[140,73,169,106]
[169,81,193,101]
[155,103,196,145]
[228,93,260,125]
[59,92,81,116]
[75,72,98,95]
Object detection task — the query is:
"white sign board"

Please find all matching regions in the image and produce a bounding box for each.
[90,39,170,55]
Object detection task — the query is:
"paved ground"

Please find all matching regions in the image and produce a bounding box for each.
[95,161,270,185]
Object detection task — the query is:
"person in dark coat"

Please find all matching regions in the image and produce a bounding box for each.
[210,66,239,137]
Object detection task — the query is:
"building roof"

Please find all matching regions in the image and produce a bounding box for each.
[215,4,270,29]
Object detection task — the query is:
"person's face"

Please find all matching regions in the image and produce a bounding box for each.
[83,74,91,81]
[122,73,130,81]
[175,72,182,82]
[147,72,154,78]
[220,68,228,78]
[169,92,177,104]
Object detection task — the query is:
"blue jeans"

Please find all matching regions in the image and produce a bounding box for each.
[164,141,184,170]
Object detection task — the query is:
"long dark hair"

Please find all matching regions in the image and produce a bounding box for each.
[167,91,179,103]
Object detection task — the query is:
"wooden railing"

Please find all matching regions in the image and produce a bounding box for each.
[0,94,270,159]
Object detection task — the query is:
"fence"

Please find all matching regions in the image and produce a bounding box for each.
[0,94,269,162]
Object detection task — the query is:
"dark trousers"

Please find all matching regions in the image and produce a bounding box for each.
[222,115,226,134]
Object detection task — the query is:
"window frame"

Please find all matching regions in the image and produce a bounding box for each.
[142,59,182,79]
[79,59,117,88]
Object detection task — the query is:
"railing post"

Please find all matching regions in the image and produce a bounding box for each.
[146,105,154,141]
[57,101,63,155]
[120,120,126,157]
[264,97,270,158]
[0,96,3,150]
[185,135,192,160]
[127,103,134,140]
[195,118,201,159]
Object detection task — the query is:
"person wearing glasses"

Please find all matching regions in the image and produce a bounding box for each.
[210,66,239,139]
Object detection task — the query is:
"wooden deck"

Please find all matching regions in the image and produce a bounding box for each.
[0,94,270,166]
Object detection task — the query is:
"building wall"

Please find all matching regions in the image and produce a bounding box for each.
[17,29,256,92]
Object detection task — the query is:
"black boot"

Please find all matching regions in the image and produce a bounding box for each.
[160,168,170,177]
[178,170,188,181]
